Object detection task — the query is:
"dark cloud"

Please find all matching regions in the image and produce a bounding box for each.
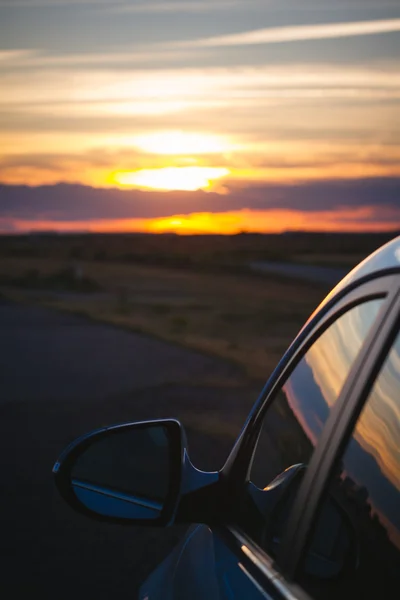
[0,178,399,224]
[227,178,400,213]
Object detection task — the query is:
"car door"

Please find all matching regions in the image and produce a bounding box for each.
[291,280,400,600]
[140,274,399,600]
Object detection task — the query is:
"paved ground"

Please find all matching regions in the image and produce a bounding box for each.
[0,299,258,599]
[250,260,349,286]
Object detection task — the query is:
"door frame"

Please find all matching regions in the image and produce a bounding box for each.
[218,270,400,598]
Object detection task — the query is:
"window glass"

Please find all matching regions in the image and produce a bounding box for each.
[240,299,384,552]
[251,300,383,489]
[299,330,400,599]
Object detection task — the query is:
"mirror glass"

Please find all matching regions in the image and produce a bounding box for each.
[70,425,170,520]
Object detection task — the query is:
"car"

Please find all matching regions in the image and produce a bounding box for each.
[53,235,400,600]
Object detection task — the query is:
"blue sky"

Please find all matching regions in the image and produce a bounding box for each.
[2,0,400,63]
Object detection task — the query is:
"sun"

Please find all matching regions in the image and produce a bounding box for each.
[132,130,231,155]
[115,166,229,191]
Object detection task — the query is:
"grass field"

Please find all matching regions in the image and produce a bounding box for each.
[2,231,395,380]
[0,255,329,380]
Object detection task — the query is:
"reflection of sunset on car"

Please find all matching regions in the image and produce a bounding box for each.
[281,300,383,446]
[355,341,400,493]
[285,295,400,550]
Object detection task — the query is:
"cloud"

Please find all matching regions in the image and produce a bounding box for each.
[1,50,189,68]
[1,0,397,11]
[0,0,109,6]
[5,205,398,235]
[2,62,399,110]
[1,36,399,191]
[179,18,400,48]
[2,60,395,184]
[1,179,399,223]
[1,133,400,188]
[107,1,239,14]
[0,50,38,62]
[1,134,399,189]
[0,0,237,8]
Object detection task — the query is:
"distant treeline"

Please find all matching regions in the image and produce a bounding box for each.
[0,231,398,271]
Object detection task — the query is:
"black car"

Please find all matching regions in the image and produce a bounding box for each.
[54,235,400,600]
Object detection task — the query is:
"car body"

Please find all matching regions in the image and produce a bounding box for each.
[53,235,400,600]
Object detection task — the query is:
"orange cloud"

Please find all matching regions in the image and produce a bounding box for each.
[3,207,399,235]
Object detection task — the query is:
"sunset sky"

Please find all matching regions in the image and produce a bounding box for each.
[1,0,400,233]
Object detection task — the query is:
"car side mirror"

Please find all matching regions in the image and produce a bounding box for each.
[53,419,219,526]
[246,463,307,554]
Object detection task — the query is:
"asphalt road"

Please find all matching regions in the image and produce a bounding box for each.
[0,299,256,599]
[249,261,349,286]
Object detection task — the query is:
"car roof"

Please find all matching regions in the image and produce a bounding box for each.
[311,234,400,318]
[335,234,400,291]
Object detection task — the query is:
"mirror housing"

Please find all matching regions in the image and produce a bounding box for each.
[53,419,218,526]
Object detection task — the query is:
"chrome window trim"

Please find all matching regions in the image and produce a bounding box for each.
[227,526,311,600]
[238,563,271,599]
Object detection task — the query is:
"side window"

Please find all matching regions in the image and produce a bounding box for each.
[242,299,384,551]
[251,299,383,489]
[299,330,400,600]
